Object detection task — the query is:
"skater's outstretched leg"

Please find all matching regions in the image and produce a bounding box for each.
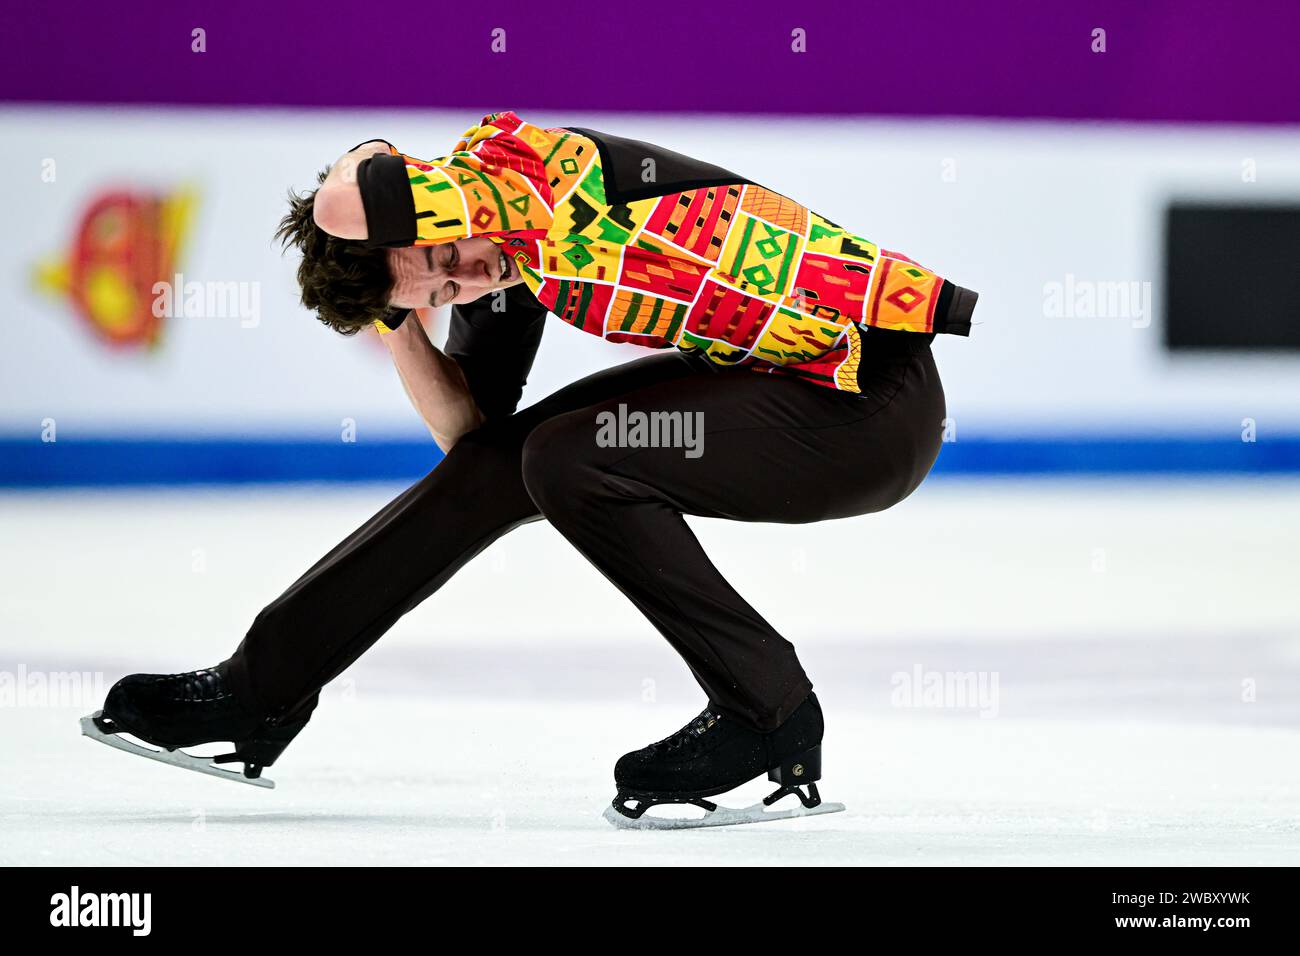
[91,353,702,781]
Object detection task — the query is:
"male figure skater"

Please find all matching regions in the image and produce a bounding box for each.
[85,111,977,827]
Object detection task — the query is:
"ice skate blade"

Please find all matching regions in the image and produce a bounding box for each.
[80,711,274,789]
[602,798,845,830]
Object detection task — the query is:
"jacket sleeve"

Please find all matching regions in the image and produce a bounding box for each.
[355,111,554,249]
[444,284,549,421]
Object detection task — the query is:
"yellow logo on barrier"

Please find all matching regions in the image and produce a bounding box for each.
[33,186,197,348]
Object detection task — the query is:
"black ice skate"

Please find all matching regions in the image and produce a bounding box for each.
[80,662,310,789]
[603,691,845,829]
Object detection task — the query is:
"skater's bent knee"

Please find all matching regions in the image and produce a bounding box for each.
[520,415,590,508]
[438,423,524,476]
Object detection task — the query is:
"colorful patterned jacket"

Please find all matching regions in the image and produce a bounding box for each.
[357,111,977,395]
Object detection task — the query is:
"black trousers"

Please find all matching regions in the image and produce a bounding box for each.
[227,336,946,732]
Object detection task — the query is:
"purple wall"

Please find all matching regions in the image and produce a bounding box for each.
[3,0,1299,123]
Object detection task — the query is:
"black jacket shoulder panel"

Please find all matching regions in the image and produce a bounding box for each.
[563,126,752,204]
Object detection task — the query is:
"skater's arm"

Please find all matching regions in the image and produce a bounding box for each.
[380,309,484,451]
[444,284,548,421]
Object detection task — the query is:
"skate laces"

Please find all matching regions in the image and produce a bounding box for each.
[157,668,231,703]
[650,708,722,753]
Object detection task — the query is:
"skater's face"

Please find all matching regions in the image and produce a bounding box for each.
[386,237,523,310]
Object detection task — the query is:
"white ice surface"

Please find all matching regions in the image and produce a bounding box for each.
[2,478,1299,865]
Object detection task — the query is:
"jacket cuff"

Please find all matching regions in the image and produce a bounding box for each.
[357,153,417,248]
[934,281,977,336]
[374,309,410,334]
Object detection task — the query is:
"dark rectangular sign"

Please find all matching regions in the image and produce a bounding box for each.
[1165,203,1300,350]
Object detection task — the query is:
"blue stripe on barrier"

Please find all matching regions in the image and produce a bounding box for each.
[928,437,1300,475]
[0,438,444,487]
[1,435,1299,486]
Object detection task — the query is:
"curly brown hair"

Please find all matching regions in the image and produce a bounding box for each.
[274,168,397,335]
